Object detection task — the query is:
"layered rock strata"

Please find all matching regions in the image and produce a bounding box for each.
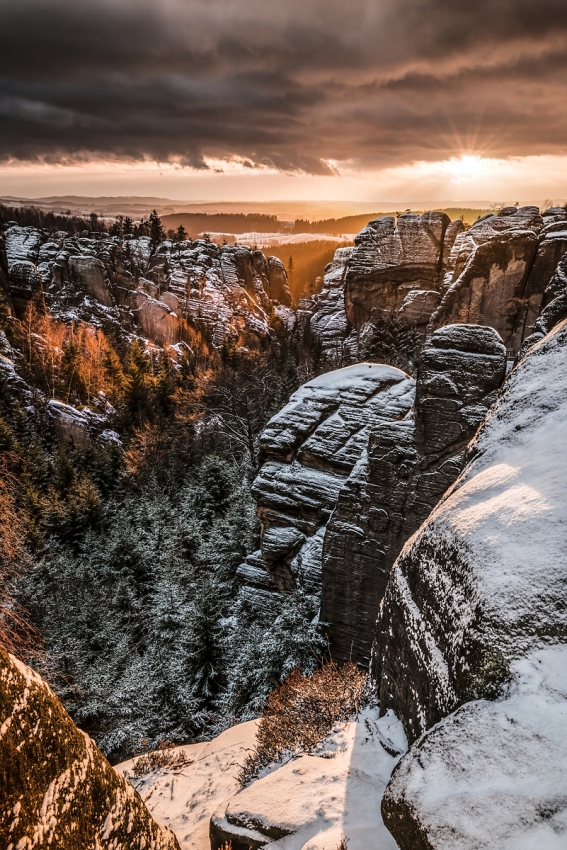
[0,645,179,850]
[321,325,506,667]
[2,225,291,348]
[307,206,567,360]
[379,318,567,847]
[376,318,567,743]
[250,364,415,593]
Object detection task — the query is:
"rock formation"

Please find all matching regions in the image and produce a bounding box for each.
[1,225,290,348]
[345,212,453,329]
[307,206,567,360]
[378,318,567,847]
[321,324,506,667]
[250,364,415,593]
[0,645,179,850]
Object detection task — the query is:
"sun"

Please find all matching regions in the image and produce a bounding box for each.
[443,155,494,184]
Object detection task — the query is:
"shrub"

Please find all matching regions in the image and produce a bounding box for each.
[238,659,366,785]
[126,739,192,778]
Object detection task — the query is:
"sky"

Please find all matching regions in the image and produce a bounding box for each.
[1,0,567,204]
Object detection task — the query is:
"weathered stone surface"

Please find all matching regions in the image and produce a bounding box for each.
[0,645,180,850]
[307,208,566,364]
[379,321,567,848]
[520,251,567,355]
[309,247,353,355]
[267,255,292,306]
[382,646,567,850]
[47,400,91,447]
[1,226,288,350]
[321,325,506,667]
[428,206,560,352]
[68,255,114,307]
[345,212,451,329]
[251,364,415,593]
[377,319,567,744]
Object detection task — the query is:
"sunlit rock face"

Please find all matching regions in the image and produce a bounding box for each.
[345,212,453,330]
[251,364,415,594]
[0,645,180,850]
[321,325,506,668]
[430,206,567,351]
[378,319,567,849]
[308,207,567,361]
[2,225,289,347]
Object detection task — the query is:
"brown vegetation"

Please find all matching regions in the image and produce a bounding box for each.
[239,659,367,785]
[126,739,193,778]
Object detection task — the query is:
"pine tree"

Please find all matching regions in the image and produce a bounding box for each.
[149,210,166,248]
[124,339,153,426]
[176,224,188,242]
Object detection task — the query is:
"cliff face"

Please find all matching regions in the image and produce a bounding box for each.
[250,364,415,594]
[379,318,567,848]
[2,225,291,347]
[321,325,506,668]
[0,645,179,850]
[308,206,567,359]
[345,212,454,329]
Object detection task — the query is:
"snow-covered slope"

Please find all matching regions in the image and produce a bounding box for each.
[117,709,407,850]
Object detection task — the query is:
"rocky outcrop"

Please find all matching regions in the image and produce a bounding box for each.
[250,364,415,594]
[0,645,179,850]
[429,206,567,351]
[376,320,567,741]
[307,207,567,361]
[378,318,567,847]
[345,212,453,330]
[1,225,289,348]
[321,325,506,667]
[519,250,567,356]
[382,646,567,850]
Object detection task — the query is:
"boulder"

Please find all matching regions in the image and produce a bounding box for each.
[251,364,415,593]
[382,646,567,850]
[321,325,506,667]
[47,400,91,448]
[0,645,180,850]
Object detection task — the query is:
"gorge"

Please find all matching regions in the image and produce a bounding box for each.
[1,203,567,850]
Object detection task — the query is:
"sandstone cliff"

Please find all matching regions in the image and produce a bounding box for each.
[2,225,291,348]
[250,364,415,594]
[307,206,567,360]
[379,318,567,848]
[0,645,179,850]
[322,324,506,668]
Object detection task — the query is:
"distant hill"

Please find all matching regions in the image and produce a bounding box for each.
[161,212,281,236]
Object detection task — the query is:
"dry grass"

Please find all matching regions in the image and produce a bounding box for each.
[127,739,193,777]
[239,659,367,786]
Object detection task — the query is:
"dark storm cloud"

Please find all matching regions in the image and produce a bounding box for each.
[1,0,567,173]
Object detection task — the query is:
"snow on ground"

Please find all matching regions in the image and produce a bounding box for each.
[385,645,567,850]
[115,709,407,850]
[116,721,259,850]
[201,232,355,247]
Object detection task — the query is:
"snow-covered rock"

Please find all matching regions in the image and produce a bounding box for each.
[2,226,289,349]
[322,325,506,668]
[0,645,179,850]
[383,646,567,850]
[377,317,567,847]
[252,364,415,593]
[116,709,407,850]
